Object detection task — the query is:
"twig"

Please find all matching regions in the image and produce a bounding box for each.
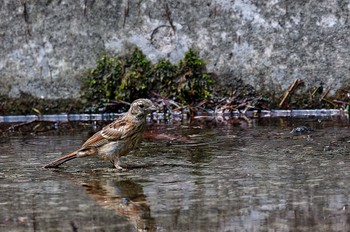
[322,98,337,108]
[279,79,304,108]
[123,0,130,28]
[320,86,330,101]
[333,100,348,105]
[164,0,175,32]
[21,0,31,38]
[8,120,38,131]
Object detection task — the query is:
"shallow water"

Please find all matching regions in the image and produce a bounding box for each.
[1,114,350,231]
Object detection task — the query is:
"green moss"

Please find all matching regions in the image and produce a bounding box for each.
[176,49,213,104]
[83,47,213,111]
[118,48,153,100]
[85,54,123,103]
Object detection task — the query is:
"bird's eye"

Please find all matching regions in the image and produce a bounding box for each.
[139,103,144,108]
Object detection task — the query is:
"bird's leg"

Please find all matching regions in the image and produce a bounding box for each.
[114,158,128,170]
[114,157,148,170]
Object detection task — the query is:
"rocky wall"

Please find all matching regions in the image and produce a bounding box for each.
[1,0,349,99]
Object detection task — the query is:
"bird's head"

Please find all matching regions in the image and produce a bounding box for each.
[128,98,157,118]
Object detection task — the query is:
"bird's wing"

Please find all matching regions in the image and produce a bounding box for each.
[81,118,136,148]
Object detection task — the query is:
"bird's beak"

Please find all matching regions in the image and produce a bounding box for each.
[148,104,157,112]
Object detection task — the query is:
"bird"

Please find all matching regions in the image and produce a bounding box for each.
[44,98,156,169]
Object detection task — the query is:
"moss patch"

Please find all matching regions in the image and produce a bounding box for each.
[83,47,214,112]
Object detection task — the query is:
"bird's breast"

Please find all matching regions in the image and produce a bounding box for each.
[97,133,143,160]
[97,141,123,160]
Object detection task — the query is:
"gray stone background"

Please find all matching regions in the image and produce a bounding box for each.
[1,0,349,99]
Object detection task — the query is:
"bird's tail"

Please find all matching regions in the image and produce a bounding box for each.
[44,151,78,168]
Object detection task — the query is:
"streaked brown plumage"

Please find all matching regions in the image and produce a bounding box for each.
[44,98,156,169]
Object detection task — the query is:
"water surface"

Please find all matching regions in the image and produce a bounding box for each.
[1,115,350,231]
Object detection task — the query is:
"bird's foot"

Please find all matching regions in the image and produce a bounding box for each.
[114,159,148,170]
[114,160,128,170]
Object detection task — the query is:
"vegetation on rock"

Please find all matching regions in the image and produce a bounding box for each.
[83,47,213,112]
[1,46,350,116]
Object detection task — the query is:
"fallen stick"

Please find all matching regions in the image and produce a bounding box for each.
[279,79,304,108]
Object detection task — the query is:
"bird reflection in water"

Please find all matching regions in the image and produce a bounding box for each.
[77,175,156,231]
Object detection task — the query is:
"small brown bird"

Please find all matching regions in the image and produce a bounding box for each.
[44,98,156,169]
